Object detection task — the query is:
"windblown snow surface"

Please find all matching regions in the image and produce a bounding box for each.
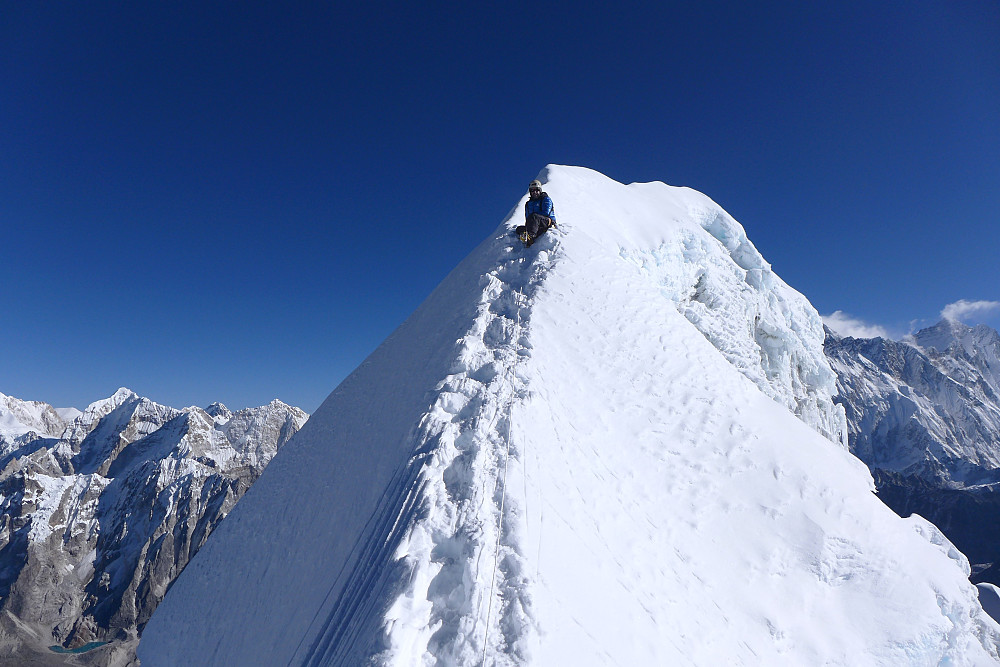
[139,166,1000,666]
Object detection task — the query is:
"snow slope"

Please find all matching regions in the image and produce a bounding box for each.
[140,166,999,666]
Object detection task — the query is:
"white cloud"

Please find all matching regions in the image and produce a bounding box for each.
[822,311,891,339]
[940,299,1000,323]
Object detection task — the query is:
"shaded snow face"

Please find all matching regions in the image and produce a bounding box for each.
[140,166,1000,667]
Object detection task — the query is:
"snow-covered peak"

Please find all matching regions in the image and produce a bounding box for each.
[912,319,1000,356]
[537,165,846,444]
[0,392,74,440]
[221,400,308,457]
[68,387,140,433]
[910,320,1000,399]
[98,386,139,407]
[535,166,756,253]
[913,319,975,353]
[141,166,998,666]
[831,317,1000,489]
[204,402,233,422]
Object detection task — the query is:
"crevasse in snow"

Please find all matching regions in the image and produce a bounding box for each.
[139,166,1000,666]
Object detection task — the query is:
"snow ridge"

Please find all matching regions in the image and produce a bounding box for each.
[140,166,1000,666]
[377,229,551,666]
[618,191,846,446]
[292,220,555,667]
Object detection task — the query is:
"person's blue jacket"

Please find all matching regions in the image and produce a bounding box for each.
[525,192,556,223]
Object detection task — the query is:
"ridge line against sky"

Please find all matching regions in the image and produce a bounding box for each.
[2,1,998,412]
[824,299,1000,340]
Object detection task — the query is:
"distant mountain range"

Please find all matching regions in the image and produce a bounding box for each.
[826,319,1000,584]
[0,388,307,666]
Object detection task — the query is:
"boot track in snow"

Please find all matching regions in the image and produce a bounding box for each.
[297,227,562,666]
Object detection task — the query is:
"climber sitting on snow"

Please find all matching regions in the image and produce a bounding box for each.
[517,179,557,246]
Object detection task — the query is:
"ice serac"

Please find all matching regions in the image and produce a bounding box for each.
[140,166,1000,666]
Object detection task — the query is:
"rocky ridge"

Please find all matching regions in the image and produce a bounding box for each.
[0,388,308,665]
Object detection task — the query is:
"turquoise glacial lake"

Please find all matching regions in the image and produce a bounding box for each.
[48,641,108,654]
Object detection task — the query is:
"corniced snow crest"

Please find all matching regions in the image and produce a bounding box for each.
[616,188,847,446]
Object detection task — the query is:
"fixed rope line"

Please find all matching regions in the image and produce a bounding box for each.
[482,285,523,667]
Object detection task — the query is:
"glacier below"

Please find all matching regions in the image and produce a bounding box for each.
[139,166,1000,666]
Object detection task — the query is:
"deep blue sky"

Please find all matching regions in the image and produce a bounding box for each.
[3,2,998,413]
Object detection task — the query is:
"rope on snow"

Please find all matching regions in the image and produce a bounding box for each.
[481,283,524,667]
